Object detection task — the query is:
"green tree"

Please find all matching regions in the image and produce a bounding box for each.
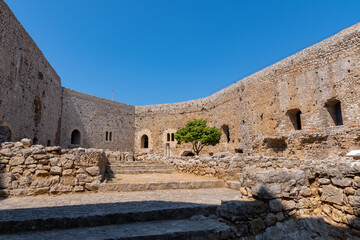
[175,119,221,155]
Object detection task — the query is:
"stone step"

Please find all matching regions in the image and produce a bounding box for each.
[0,217,234,240]
[108,160,163,165]
[111,168,174,174]
[100,181,225,192]
[109,164,173,170]
[0,201,217,234]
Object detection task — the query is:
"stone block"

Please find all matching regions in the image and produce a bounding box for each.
[35,170,49,176]
[85,166,100,176]
[50,166,62,175]
[9,156,25,165]
[0,149,13,157]
[74,185,84,192]
[250,218,266,234]
[264,213,276,226]
[49,157,60,166]
[62,169,73,176]
[269,199,282,212]
[321,185,344,205]
[318,178,330,185]
[24,156,37,164]
[348,196,360,207]
[85,180,100,191]
[282,200,295,211]
[331,177,352,187]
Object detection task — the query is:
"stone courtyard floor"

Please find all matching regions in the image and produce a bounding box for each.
[0,188,242,210]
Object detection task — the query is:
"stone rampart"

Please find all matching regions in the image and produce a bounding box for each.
[135,23,360,158]
[0,139,107,197]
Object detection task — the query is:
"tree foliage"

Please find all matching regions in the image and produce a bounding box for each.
[175,119,221,155]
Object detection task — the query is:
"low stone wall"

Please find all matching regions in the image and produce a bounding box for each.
[0,139,107,196]
[167,154,360,236]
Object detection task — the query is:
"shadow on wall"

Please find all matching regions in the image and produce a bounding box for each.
[0,188,358,239]
[218,186,359,239]
[61,96,88,149]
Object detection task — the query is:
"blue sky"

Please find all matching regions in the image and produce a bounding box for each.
[5,0,360,106]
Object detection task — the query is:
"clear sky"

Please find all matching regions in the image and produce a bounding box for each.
[5,0,360,106]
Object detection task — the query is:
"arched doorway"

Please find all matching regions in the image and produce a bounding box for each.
[141,134,149,148]
[71,129,81,145]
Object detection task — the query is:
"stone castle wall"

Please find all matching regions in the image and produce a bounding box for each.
[0,0,63,146]
[60,88,135,151]
[135,23,360,158]
[1,0,359,157]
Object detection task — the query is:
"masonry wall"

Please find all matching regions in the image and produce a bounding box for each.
[135,23,360,158]
[60,88,135,151]
[0,0,63,146]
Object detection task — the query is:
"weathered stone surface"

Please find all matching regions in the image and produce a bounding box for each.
[331,177,352,187]
[62,169,73,176]
[49,157,60,166]
[20,139,31,146]
[0,149,13,157]
[86,166,100,177]
[264,213,276,227]
[348,196,360,207]
[318,178,331,185]
[0,173,14,189]
[269,199,282,212]
[85,180,100,191]
[250,218,266,234]
[50,166,62,175]
[35,170,49,177]
[24,156,37,165]
[217,200,267,222]
[321,185,344,205]
[9,156,25,165]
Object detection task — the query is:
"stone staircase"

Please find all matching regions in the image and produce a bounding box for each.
[0,201,234,239]
[102,159,225,192]
[107,159,174,174]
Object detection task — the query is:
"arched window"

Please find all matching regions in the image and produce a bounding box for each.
[141,134,149,148]
[33,137,38,145]
[47,140,51,146]
[167,133,170,141]
[171,133,175,141]
[71,129,81,144]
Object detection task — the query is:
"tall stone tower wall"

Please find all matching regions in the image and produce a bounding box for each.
[0,0,62,146]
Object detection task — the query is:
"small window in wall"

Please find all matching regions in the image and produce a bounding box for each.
[325,99,343,126]
[105,131,109,141]
[47,140,51,146]
[141,135,149,148]
[171,133,175,141]
[221,125,230,143]
[286,109,302,130]
[71,129,81,144]
[167,133,170,141]
[33,97,42,127]
[109,132,112,141]
[33,137,38,145]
